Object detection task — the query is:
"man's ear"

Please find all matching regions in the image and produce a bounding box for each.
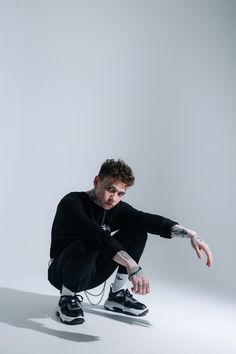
[94,175,99,187]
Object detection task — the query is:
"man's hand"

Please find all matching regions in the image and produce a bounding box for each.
[112,251,150,295]
[190,234,213,268]
[171,225,213,267]
[130,269,150,295]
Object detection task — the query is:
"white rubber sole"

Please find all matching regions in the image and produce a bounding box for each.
[104,300,149,317]
[56,305,85,325]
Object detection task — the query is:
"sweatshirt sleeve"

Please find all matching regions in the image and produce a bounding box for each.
[115,201,178,238]
[50,194,124,258]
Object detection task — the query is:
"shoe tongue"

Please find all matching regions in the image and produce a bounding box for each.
[71,295,78,303]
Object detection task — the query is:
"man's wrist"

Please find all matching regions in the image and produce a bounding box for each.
[171,225,203,243]
[171,225,189,238]
[126,260,138,274]
[128,266,143,280]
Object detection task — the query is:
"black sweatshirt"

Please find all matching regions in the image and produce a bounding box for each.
[50,192,178,259]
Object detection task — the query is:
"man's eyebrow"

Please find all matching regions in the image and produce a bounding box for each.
[110,185,126,194]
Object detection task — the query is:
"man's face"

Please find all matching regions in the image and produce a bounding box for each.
[94,175,128,210]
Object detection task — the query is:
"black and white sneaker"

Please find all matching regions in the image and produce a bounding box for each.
[56,294,85,325]
[104,288,149,317]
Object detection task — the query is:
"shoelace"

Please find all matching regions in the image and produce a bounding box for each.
[124,289,138,303]
[66,294,83,308]
[125,289,133,298]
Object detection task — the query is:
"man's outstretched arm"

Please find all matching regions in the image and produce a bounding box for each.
[112,226,213,297]
[171,225,213,267]
[112,251,150,295]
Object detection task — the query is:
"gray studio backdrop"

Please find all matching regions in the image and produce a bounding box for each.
[1,0,235,300]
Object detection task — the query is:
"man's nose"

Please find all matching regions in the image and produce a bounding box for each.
[110,194,117,202]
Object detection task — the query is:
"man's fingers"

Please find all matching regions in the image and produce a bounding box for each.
[131,277,139,293]
[135,284,149,295]
[207,255,212,267]
[131,276,150,295]
[132,282,139,293]
[193,239,213,268]
[204,246,213,267]
[192,240,202,259]
[200,242,213,267]
[139,283,149,295]
[197,246,202,259]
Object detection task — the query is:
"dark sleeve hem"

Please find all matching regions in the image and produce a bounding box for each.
[160,220,179,239]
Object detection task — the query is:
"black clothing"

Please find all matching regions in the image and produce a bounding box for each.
[50,192,177,259]
[48,192,178,292]
[48,227,147,292]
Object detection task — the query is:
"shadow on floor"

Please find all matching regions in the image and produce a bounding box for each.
[83,302,152,328]
[0,287,152,343]
[0,287,99,343]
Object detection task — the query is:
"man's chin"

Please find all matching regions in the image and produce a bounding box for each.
[104,202,115,209]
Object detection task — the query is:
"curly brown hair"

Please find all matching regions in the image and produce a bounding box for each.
[98,159,135,187]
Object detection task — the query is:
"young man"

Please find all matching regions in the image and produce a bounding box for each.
[48,159,213,325]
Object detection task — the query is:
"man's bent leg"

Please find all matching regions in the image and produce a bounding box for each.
[48,240,118,324]
[115,226,147,270]
[104,227,149,317]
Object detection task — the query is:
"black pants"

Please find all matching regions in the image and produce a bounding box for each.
[48,227,147,293]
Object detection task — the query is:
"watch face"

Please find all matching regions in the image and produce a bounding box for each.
[101,224,111,232]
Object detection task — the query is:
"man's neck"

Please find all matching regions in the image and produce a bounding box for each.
[86,189,100,206]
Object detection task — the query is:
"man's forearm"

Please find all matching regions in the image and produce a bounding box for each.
[112,250,137,274]
[171,224,202,242]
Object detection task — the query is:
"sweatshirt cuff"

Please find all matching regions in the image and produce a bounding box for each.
[160,219,179,239]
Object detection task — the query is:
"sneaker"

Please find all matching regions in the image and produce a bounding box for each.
[56,294,85,325]
[104,288,149,317]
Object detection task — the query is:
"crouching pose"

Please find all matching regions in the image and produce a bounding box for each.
[48,159,213,324]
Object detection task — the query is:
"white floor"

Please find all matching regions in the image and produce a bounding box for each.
[0,281,236,354]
